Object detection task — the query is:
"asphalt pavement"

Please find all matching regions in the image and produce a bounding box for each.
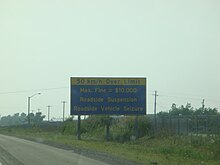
[0,134,110,165]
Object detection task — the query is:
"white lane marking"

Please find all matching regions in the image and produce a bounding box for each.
[0,162,2,165]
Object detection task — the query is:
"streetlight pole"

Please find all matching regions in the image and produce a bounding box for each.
[47,105,52,122]
[62,101,67,122]
[27,93,41,125]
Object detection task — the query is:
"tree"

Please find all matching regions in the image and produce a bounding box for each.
[0,112,45,126]
[32,112,45,124]
[168,103,194,116]
[194,107,218,115]
[158,103,219,116]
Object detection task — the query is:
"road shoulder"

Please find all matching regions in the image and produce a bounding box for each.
[0,145,23,165]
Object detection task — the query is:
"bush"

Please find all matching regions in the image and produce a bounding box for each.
[211,136,220,160]
[61,118,76,135]
[112,116,151,142]
[60,116,151,142]
[84,116,112,129]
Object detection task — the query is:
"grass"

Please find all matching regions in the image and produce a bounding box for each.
[1,126,220,165]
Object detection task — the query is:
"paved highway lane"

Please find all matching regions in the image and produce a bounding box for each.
[0,134,110,165]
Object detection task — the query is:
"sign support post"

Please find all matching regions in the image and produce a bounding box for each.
[106,122,110,141]
[134,115,139,139]
[106,116,111,141]
[77,115,81,140]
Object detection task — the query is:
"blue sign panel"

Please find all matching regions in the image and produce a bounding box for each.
[70,77,146,115]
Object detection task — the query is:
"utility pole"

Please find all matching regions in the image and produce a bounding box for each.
[153,91,158,133]
[28,97,30,124]
[62,101,67,122]
[202,99,205,110]
[47,105,51,122]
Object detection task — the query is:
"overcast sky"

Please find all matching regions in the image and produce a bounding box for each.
[0,0,219,119]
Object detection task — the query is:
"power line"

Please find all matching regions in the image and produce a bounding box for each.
[1,87,219,103]
[159,94,202,100]
[0,87,68,95]
[157,102,170,110]
[159,94,219,102]
[153,90,206,98]
[148,89,220,102]
[151,91,220,114]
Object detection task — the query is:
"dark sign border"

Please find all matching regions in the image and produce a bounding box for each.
[70,77,147,115]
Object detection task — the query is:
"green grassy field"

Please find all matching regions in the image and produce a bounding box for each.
[0,126,220,165]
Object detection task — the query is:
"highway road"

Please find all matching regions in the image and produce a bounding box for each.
[0,134,110,165]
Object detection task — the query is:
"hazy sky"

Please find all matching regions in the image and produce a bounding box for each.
[0,0,220,119]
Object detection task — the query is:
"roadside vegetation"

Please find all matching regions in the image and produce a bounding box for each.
[0,112,45,126]
[0,104,220,164]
